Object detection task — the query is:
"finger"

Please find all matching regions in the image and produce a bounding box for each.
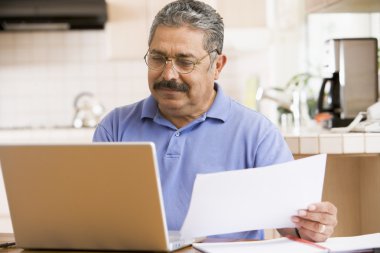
[292,215,336,238]
[319,224,326,234]
[297,226,329,242]
[293,217,320,233]
[308,201,337,215]
[298,210,338,226]
[293,217,330,234]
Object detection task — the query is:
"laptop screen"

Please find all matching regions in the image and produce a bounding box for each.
[0,143,173,251]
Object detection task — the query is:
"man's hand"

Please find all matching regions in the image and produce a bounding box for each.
[292,201,338,242]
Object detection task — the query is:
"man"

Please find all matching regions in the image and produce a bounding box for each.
[93,0,337,242]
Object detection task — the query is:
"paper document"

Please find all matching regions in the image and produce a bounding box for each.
[192,233,380,253]
[180,154,327,238]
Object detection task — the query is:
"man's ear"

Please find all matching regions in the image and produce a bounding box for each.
[213,54,227,80]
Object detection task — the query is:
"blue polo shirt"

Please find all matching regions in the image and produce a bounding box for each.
[93,83,293,239]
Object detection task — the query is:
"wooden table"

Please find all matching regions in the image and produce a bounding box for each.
[0,246,201,253]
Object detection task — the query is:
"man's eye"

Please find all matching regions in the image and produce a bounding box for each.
[176,58,194,68]
[150,55,165,62]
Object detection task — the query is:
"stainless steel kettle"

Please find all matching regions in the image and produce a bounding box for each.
[72,92,105,128]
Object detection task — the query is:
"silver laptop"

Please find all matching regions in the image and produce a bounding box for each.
[0,143,197,252]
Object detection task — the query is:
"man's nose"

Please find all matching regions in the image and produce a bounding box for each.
[161,60,179,80]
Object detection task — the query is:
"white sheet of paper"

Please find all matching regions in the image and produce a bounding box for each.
[192,233,380,253]
[180,154,327,238]
[319,233,380,252]
[193,238,319,253]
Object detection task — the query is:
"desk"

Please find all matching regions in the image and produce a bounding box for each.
[1,244,379,253]
[0,245,202,253]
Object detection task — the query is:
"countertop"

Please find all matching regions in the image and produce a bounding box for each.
[0,128,379,154]
[283,129,380,154]
[0,128,94,143]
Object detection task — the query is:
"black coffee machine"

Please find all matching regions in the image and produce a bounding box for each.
[317,38,379,128]
[317,72,352,127]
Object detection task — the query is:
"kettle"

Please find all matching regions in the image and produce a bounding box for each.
[72,92,105,128]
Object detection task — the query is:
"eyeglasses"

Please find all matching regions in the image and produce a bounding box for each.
[144,49,219,74]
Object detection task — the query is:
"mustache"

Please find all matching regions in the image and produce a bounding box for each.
[153,80,190,92]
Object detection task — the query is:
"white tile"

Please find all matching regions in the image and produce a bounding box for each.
[46,31,65,46]
[0,49,15,64]
[31,32,48,45]
[81,45,99,62]
[63,63,82,78]
[365,133,380,153]
[342,133,365,153]
[80,31,103,46]
[63,31,82,46]
[14,32,33,47]
[63,47,82,62]
[299,134,319,154]
[31,47,49,62]
[0,33,15,46]
[319,133,343,154]
[284,136,299,154]
[47,47,66,62]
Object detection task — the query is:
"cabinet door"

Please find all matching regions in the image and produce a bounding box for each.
[105,0,267,59]
[306,0,328,13]
[148,0,218,25]
[217,0,266,28]
[106,0,150,59]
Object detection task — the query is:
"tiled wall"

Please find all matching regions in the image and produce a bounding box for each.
[0,31,149,128]
[0,30,262,128]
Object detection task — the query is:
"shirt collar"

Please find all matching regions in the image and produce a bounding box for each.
[141,82,231,123]
[141,95,158,120]
[205,83,231,122]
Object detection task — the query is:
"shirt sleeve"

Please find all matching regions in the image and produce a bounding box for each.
[254,124,294,167]
[92,109,116,142]
[92,123,113,142]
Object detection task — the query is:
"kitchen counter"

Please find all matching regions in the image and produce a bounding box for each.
[0,128,94,143]
[1,128,380,154]
[284,131,380,154]
[280,129,380,238]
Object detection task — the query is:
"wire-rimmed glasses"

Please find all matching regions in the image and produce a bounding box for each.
[144,49,219,74]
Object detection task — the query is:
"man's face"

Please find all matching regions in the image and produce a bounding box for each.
[147,25,225,120]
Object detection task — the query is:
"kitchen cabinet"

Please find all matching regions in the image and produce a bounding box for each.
[306,0,340,13]
[105,0,266,59]
[284,131,380,237]
[306,0,380,13]
[217,0,266,28]
[105,0,150,59]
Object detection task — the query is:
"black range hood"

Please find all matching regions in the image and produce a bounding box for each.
[0,0,107,31]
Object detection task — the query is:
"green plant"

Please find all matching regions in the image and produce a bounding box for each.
[278,73,317,118]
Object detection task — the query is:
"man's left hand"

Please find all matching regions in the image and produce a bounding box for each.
[292,201,338,242]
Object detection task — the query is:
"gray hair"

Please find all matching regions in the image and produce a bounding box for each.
[148,0,224,54]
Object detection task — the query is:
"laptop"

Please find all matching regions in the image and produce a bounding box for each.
[0,143,198,252]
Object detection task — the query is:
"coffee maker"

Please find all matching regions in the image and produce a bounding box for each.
[317,38,379,127]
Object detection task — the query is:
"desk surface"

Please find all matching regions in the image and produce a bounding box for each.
[0,247,201,253]
[1,245,379,253]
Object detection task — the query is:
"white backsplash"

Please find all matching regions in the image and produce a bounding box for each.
[0,31,149,128]
[0,30,272,128]
[0,30,297,129]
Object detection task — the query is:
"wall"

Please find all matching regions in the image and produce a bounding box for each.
[0,31,149,128]
[0,1,306,128]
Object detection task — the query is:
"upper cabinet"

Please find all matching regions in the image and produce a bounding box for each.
[217,0,266,28]
[306,0,380,13]
[105,0,266,59]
